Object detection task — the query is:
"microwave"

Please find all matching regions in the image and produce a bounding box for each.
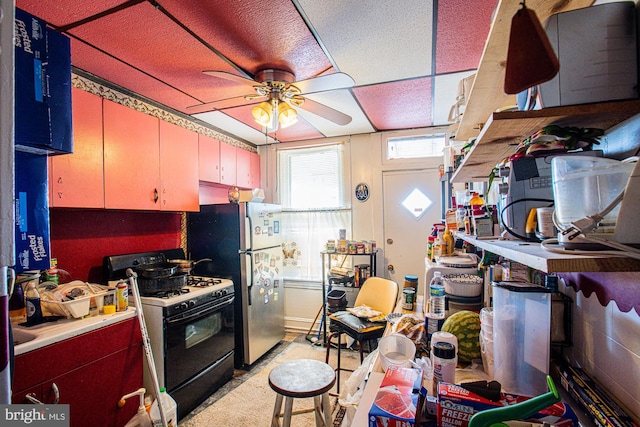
[520,2,639,110]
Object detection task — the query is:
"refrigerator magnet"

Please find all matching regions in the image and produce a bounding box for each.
[264,294,269,304]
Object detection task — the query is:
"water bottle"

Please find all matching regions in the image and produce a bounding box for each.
[429,272,445,319]
[25,281,43,325]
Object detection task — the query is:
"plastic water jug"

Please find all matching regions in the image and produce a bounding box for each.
[552,156,634,231]
[149,388,177,427]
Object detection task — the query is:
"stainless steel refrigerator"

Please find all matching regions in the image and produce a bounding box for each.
[187,202,284,367]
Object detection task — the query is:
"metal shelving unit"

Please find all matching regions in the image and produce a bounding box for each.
[319,250,378,344]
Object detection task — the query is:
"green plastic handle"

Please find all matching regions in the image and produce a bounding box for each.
[467,376,560,427]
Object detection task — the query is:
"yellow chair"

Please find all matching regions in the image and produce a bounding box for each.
[324,277,399,393]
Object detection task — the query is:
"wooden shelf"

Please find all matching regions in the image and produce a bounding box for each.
[455,0,594,142]
[455,232,640,273]
[451,99,640,183]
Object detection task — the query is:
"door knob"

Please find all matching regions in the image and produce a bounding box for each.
[387,264,394,272]
[387,238,393,244]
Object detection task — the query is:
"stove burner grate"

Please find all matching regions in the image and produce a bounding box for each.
[188,276,223,287]
[144,288,190,299]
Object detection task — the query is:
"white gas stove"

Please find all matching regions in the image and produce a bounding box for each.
[137,276,234,310]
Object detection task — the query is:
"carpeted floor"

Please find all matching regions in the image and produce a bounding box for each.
[179,333,362,426]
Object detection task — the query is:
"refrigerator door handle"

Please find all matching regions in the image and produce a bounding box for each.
[244,251,252,306]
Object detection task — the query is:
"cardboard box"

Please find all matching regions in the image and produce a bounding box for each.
[14,151,51,273]
[369,366,422,427]
[15,8,72,155]
[437,382,578,427]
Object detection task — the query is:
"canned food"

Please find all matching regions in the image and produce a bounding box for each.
[402,288,415,311]
[116,281,129,312]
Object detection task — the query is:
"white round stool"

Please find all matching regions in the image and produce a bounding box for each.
[268,359,336,427]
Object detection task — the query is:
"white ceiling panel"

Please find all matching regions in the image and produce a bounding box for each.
[194,111,277,146]
[297,0,433,86]
[301,90,375,136]
[433,71,476,127]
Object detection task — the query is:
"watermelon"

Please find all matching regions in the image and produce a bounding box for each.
[441,310,481,363]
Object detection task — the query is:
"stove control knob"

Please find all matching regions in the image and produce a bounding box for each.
[216,290,225,298]
[179,302,189,311]
[188,300,196,308]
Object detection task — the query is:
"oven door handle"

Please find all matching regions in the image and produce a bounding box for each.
[166,296,234,325]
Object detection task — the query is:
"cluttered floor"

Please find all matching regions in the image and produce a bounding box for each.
[179,332,362,426]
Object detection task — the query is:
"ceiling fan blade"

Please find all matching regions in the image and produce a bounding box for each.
[294,72,355,94]
[295,97,352,126]
[203,70,257,88]
[186,94,262,114]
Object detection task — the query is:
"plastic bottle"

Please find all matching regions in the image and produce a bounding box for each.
[432,341,456,395]
[427,236,435,261]
[9,282,26,320]
[429,272,445,319]
[456,205,466,231]
[149,388,177,427]
[443,227,454,255]
[432,231,445,259]
[25,281,43,325]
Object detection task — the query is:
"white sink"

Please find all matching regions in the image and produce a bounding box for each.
[12,329,36,346]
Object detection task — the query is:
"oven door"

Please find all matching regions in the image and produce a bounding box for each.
[163,295,234,390]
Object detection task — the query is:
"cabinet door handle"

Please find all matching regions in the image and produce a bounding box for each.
[25,383,59,405]
[153,188,159,203]
[58,192,63,199]
[25,393,43,404]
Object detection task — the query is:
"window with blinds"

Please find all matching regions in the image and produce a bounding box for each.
[278,144,351,281]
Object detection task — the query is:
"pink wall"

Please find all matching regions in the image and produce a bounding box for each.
[49,209,182,283]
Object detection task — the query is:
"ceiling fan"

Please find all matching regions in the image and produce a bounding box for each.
[188,69,355,131]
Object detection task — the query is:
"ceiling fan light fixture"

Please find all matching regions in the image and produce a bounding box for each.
[278,102,298,128]
[252,101,273,127]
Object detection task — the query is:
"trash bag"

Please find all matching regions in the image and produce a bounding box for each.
[337,349,379,426]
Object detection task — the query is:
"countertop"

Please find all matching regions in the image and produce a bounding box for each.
[11,309,137,356]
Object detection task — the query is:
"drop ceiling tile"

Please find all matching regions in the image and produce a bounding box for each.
[302,90,375,136]
[353,78,432,130]
[194,111,277,146]
[433,70,476,126]
[435,0,497,74]
[71,39,201,111]
[159,0,334,80]
[16,0,129,27]
[297,0,433,85]
[67,2,241,112]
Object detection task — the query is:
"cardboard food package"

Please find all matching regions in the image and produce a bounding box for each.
[369,366,422,427]
[437,382,578,427]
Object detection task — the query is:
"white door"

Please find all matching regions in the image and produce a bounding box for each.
[383,169,442,298]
